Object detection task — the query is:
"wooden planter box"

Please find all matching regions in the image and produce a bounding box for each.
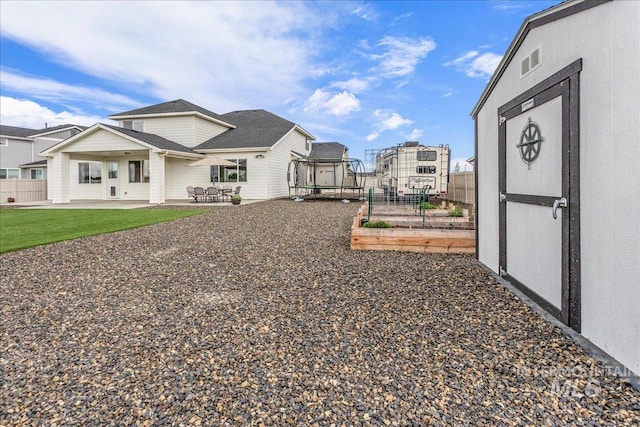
[351,202,475,254]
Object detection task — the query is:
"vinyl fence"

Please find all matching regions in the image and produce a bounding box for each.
[0,179,47,202]
[447,171,475,205]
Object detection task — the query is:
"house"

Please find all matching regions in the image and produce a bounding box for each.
[0,124,83,180]
[41,99,315,203]
[471,0,639,374]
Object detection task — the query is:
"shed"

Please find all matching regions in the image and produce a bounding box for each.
[472,0,639,375]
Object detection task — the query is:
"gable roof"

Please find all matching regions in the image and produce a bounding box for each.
[195,109,315,150]
[100,124,197,154]
[109,99,235,128]
[0,125,39,139]
[471,0,610,117]
[309,142,347,160]
[29,124,86,138]
[41,123,199,156]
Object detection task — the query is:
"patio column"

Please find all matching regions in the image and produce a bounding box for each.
[51,152,70,204]
[149,151,165,204]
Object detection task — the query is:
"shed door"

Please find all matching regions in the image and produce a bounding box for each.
[498,60,581,331]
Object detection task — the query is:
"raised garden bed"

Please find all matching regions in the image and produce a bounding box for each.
[351,202,475,254]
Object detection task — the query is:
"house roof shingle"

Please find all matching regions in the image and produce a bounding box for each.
[195,109,299,150]
[102,124,197,154]
[309,142,347,160]
[0,125,39,138]
[30,124,86,136]
[109,99,233,126]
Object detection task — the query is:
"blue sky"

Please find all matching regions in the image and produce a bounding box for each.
[0,0,561,170]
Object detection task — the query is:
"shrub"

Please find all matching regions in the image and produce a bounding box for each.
[448,206,464,217]
[362,220,391,228]
[420,202,437,210]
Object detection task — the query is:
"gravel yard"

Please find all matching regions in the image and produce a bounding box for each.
[1,200,638,426]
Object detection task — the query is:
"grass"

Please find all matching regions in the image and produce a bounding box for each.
[0,209,204,253]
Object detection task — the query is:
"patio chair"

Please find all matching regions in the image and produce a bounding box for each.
[186,186,197,203]
[221,185,233,201]
[193,187,206,203]
[206,186,219,202]
[234,186,241,195]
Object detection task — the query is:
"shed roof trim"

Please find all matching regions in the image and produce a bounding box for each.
[471,0,610,118]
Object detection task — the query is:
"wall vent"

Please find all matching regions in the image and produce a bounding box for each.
[521,47,541,77]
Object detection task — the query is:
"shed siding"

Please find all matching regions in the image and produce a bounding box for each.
[267,130,310,199]
[477,1,640,373]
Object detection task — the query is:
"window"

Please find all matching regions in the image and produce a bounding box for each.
[0,138,8,147]
[0,168,20,179]
[305,139,310,151]
[128,160,149,183]
[30,168,44,179]
[417,166,436,174]
[122,120,143,131]
[210,159,247,183]
[78,162,102,183]
[417,151,437,161]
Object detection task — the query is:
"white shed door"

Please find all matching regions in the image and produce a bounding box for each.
[497,60,582,330]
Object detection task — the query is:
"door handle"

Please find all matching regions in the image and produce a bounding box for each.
[552,197,567,219]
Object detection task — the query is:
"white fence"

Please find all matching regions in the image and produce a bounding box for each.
[447,172,475,205]
[0,179,48,202]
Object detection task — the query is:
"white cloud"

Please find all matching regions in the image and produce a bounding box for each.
[352,5,377,21]
[304,89,361,116]
[366,109,413,141]
[370,36,436,78]
[0,96,106,128]
[0,1,320,112]
[329,77,373,93]
[392,12,414,24]
[0,69,140,113]
[406,128,423,141]
[444,50,503,79]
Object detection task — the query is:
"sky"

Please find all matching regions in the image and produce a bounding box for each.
[0,0,562,171]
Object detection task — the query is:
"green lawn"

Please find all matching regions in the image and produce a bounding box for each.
[0,209,204,253]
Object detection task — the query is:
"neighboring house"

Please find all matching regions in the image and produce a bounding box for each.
[472,0,639,374]
[41,99,315,203]
[0,124,84,180]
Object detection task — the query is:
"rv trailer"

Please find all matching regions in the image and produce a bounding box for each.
[375,142,450,199]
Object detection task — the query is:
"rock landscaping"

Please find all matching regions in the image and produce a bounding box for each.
[1,200,638,425]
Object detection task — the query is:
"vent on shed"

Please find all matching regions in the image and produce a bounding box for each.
[521,48,541,77]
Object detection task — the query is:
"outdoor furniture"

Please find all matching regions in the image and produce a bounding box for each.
[221,185,233,201]
[193,187,206,203]
[234,186,241,195]
[206,187,219,202]
[186,186,197,203]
